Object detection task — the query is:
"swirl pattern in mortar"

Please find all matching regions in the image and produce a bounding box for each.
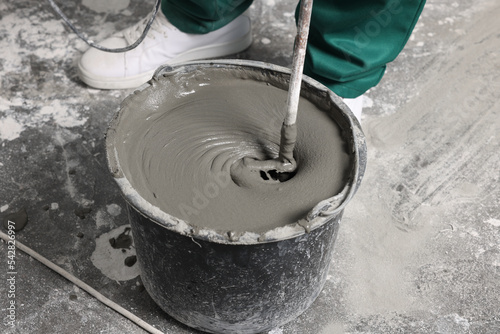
[111,66,351,235]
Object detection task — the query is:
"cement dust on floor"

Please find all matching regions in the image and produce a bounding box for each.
[1,0,499,333]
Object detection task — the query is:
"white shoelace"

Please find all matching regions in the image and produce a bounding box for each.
[122,12,174,45]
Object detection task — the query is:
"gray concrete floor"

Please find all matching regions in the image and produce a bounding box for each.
[1,0,499,333]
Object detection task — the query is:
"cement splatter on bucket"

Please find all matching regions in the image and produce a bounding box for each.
[106,60,366,334]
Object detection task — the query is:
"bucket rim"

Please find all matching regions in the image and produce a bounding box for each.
[105,59,367,245]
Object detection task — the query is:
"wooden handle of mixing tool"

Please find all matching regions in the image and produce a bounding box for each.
[284,0,313,126]
[279,0,313,165]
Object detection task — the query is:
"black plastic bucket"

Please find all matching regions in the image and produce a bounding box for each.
[106,60,366,334]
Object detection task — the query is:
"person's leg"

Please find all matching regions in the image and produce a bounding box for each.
[78,0,252,89]
[162,0,252,34]
[302,0,426,99]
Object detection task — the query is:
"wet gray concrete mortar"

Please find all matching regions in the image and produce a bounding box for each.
[1,0,499,333]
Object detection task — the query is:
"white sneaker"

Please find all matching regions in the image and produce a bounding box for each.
[343,95,363,121]
[78,12,252,89]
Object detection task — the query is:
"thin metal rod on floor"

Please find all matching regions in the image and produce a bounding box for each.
[0,231,164,334]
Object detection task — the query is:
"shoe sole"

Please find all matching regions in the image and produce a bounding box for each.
[78,30,253,90]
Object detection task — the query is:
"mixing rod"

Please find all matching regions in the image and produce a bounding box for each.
[234,0,314,183]
[278,0,313,170]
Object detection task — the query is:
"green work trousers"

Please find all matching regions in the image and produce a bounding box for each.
[161,0,426,98]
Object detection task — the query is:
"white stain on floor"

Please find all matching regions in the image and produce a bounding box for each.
[94,209,113,229]
[0,97,89,141]
[486,218,500,227]
[0,12,68,73]
[39,100,88,128]
[106,203,122,217]
[0,8,90,141]
[91,225,140,281]
[0,116,24,141]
